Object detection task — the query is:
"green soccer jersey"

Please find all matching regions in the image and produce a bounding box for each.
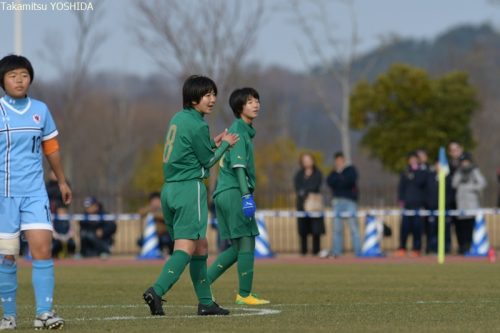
[162,107,229,182]
[214,118,256,196]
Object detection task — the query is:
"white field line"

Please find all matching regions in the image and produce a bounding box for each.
[67,306,280,321]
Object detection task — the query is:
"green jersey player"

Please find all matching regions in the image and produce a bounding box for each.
[208,87,270,305]
[143,75,238,316]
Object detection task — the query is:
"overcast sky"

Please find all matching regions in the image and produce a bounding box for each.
[0,0,498,81]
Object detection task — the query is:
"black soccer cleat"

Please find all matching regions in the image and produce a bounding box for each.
[197,302,230,316]
[143,287,166,316]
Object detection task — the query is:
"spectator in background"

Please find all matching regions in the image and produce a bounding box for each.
[497,166,500,207]
[452,153,486,255]
[79,196,117,258]
[293,153,325,256]
[325,152,360,258]
[46,170,63,214]
[424,160,453,254]
[416,149,432,252]
[447,140,464,254]
[51,204,76,258]
[397,152,426,257]
[138,192,174,255]
[448,141,464,174]
[416,148,430,171]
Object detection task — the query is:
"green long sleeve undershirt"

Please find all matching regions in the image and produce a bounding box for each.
[204,141,230,169]
[236,167,249,195]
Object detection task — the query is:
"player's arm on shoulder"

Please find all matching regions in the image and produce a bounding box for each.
[213,129,227,148]
[192,123,231,169]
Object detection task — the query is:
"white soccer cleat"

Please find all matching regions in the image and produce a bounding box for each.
[0,316,16,330]
[34,311,64,330]
[318,249,330,258]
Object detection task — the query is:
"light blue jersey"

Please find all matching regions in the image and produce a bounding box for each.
[0,95,58,197]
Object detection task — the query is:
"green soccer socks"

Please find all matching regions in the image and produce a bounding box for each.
[190,255,213,305]
[153,250,191,296]
[208,237,256,297]
[207,244,238,284]
[237,236,256,297]
[237,251,254,297]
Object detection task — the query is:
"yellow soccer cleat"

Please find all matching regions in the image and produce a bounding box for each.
[235,294,270,305]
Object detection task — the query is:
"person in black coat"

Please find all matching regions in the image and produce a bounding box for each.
[497,165,500,207]
[294,153,325,255]
[326,152,361,257]
[79,196,117,258]
[51,204,76,258]
[447,141,464,253]
[397,152,427,256]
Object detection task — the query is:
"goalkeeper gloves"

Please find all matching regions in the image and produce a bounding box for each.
[241,194,256,218]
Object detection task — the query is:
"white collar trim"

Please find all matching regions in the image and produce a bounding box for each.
[0,97,32,115]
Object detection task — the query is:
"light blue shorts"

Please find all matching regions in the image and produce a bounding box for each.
[0,196,53,239]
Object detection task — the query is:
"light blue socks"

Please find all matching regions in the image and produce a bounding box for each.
[0,256,17,318]
[32,259,54,315]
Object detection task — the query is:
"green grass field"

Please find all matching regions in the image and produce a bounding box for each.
[10,259,500,332]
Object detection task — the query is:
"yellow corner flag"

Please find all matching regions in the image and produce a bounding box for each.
[438,147,449,264]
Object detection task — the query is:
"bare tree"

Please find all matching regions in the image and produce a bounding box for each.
[290,0,359,162]
[93,95,144,211]
[37,2,145,210]
[39,3,106,182]
[133,0,265,128]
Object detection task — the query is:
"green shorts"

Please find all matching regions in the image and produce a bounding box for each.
[214,188,259,240]
[161,180,208,240]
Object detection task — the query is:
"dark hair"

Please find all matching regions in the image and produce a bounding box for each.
[148,192,161,201]
[229,87,260,118]
[334,151,344,159]
[0,54,34,90]
[407,151,418,159]
[182,75,217,108]
[448,140,462,147]
[416,148,427,155]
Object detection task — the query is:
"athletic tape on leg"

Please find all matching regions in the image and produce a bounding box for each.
[0,237,20,256]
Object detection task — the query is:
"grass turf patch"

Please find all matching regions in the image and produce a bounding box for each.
[9,260,500,332]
